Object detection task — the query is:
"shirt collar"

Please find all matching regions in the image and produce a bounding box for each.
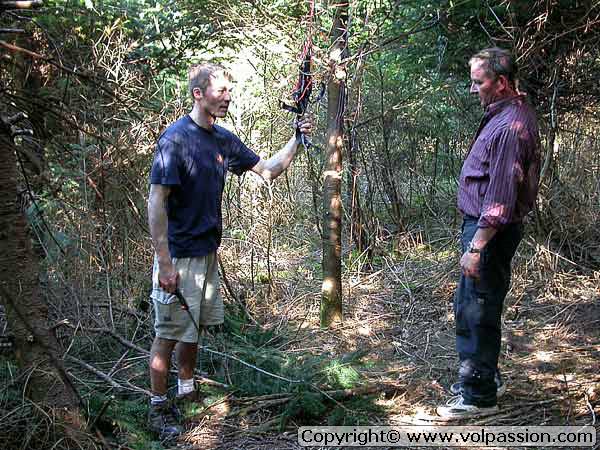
[484,94,526,117]
[186,114,216,134]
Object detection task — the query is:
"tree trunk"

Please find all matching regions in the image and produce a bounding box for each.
[346,38,371,256]
[320,2,348,327]
[378,66,405,231]
[347,126,369,254]
[0,120,82,421]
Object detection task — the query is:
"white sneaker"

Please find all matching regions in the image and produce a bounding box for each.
[450,372,506,397]
[436,395,499,419]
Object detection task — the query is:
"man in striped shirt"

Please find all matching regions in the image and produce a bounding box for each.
[437,48,541,419]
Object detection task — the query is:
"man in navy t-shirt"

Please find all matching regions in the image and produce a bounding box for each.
[146,63,313,439]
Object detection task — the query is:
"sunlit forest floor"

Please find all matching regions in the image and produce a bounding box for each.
[168,229,600,450]
[2,225,599,450]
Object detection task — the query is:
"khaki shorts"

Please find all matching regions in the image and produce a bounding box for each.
[151,252,223,343]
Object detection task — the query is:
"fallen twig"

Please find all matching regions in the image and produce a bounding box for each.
[65,354,151,396]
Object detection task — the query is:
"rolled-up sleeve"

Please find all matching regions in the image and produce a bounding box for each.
[478,127,524,229]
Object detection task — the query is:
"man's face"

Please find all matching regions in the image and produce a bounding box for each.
[470,59,503,108]
[195,72,232,118]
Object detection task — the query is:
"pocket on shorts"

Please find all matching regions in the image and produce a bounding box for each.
[154,301,174,328]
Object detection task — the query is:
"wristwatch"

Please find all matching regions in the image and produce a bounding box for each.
[467,241,482,254]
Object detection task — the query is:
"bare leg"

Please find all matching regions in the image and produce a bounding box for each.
[175,341,198,380]
[150,337,177,395]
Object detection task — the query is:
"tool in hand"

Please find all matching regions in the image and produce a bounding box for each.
[173,289,201,334]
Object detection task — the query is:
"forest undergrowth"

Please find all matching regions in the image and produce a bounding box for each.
[1,210,598,450]
[2,1,600,449]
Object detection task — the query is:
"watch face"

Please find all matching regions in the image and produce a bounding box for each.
[468,243,480,253]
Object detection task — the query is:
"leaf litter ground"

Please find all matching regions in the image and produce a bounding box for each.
[167,233,600,450]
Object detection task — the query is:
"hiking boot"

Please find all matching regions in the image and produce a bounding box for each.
[436,395,499,419]
[147,401,183,441]
[450,372,506,397]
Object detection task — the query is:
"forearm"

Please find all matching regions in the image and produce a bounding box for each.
[261,136,300,181]
[470,226,498,250]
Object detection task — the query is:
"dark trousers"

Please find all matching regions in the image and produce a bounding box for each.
[455,216,522,406]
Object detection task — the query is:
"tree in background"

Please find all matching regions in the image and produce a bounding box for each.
[0,1,84,429]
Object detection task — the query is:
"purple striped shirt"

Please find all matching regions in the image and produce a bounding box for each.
[458,95,541,229]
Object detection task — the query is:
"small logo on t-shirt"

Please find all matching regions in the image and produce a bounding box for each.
[216,153,224,165]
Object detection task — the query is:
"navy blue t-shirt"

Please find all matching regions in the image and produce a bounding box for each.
[150,115,260,258]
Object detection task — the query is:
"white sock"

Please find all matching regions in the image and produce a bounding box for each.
[178,378,195,395]
[151,394,168,405]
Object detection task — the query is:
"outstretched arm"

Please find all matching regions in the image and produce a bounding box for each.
[251,116,313,182]
[148,184,178,292]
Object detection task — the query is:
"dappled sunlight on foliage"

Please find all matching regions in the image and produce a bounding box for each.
[1,0,599,448]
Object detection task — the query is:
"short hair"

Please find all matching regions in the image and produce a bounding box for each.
[469,47,517,86]
[188,63,232,98]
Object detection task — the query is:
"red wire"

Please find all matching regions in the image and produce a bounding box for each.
[291,0,315,95]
